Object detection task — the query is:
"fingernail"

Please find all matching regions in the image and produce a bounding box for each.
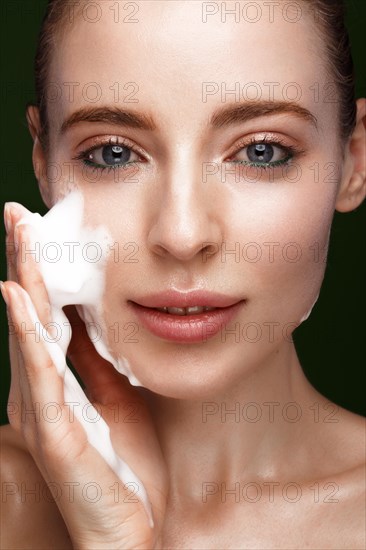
[0,281,9,306]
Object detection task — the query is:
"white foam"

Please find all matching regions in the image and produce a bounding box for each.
[14,191,153,528]
[298,291,320,324]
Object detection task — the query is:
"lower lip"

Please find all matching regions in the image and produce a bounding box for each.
[129,301,245,343]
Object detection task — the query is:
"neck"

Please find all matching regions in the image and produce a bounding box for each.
[141,341,327,504]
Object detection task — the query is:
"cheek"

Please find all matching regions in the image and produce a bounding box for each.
[228,178,337,324]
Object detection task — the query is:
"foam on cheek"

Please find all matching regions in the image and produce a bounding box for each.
[298,291,320,324]
[298,225,331,326]
[15,191,142,382]
[15,191,153,528]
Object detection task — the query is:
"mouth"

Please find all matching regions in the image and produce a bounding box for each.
[128,299,245,343]
[153,305,217,315]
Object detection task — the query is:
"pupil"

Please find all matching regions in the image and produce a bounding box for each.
[102,144,130,165]
[247,143,274,163]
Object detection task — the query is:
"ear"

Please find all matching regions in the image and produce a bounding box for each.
[335,98,366,212]
[26,104,52,208]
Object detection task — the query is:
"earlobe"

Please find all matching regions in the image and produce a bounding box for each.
[25,104,51,208]
[335,98,366,213]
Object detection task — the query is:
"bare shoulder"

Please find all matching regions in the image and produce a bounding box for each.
[332,404,365,470]
[321,403,365,489]
[0,424,72,550]
[319,405,366,548]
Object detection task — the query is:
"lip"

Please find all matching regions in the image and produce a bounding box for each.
[129,289,242,309]
[128,291,245,343]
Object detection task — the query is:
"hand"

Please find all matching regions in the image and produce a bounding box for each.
[2,202,168,549]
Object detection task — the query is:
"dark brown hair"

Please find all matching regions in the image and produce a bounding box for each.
[32,0,357,153]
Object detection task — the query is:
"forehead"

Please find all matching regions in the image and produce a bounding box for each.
[49,0,329,134]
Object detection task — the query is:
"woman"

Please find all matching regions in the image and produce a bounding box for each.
[1,0,365,548]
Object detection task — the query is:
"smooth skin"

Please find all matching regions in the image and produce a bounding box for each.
[1,1,366,548]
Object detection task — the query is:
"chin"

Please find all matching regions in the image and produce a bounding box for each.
[113,343,262,401]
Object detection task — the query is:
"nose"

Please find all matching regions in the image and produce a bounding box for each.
[147,159,223,262]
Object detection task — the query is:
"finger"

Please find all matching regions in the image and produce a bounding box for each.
[1,282,66,437]
[3,206,22,427]
[2,289,25,431]
[3,205,53,428]
[4,202,32,282]
[2,281,94,478]
[2,280,53,439]
[3,206,28,425]
[4,206,26,424]
[14,223,52,329]
[4,208,18,284]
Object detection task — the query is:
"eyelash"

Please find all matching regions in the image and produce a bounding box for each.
[72,137,141,174]
[228,135,301,170]
[72,135,301,175]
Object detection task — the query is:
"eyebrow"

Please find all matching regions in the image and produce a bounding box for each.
[210,101,318,129]
[60,107,156,134]
[59,101,318,135]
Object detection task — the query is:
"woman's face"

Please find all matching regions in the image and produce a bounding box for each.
[43,1,342,398]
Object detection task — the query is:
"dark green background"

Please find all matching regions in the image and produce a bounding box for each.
[0,1,365,424]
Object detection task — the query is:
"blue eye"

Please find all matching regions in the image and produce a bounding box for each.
[247,143,275,163]
[85,143,139,168]
[230,138,297,169]
[73,138,142,173]
[96,144,132,165]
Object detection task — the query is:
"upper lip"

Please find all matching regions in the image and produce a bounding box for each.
[130,290,243,308]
